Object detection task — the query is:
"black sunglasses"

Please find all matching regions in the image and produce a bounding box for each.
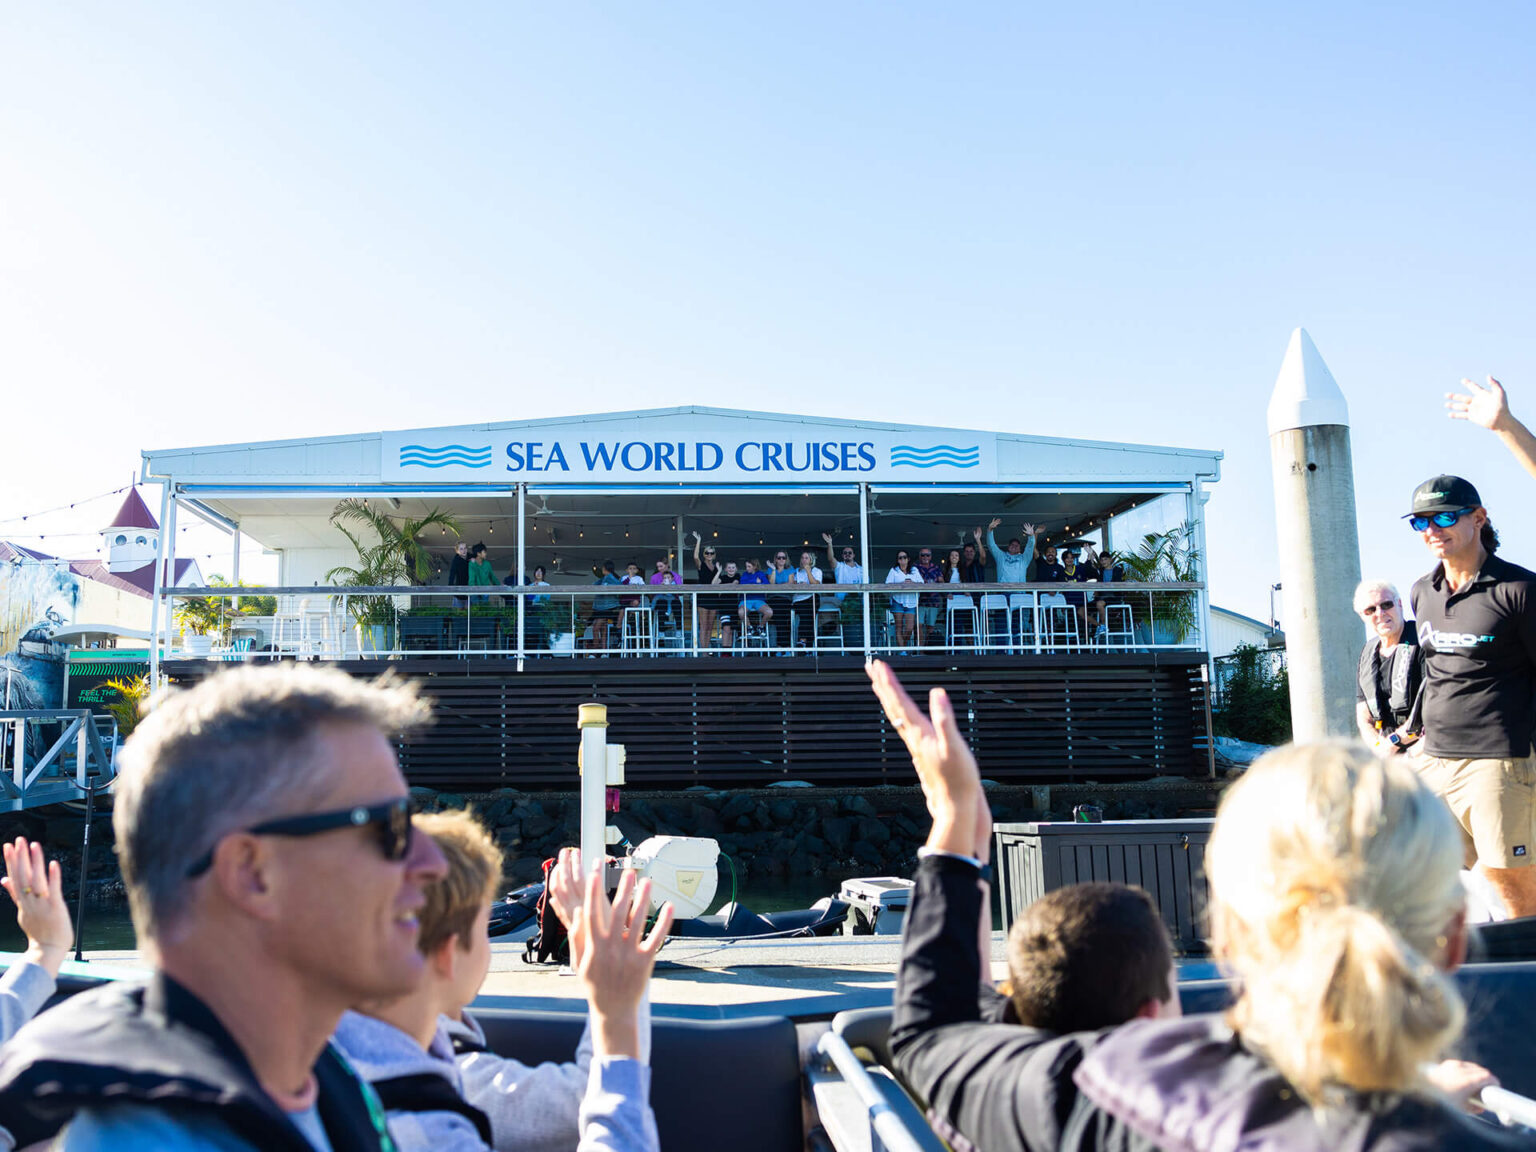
[186,798,412,878]
[1362,599,1396,616]
[1408,507,1475,532]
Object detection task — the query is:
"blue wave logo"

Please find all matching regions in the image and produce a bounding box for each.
[399,444,493,469]
[890,444,981,469]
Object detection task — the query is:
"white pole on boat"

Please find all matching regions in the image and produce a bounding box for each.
[1266,328,1364,739]
[578,702,609,880]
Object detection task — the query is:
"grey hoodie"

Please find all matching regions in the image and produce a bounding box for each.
[333,1009,658,1152]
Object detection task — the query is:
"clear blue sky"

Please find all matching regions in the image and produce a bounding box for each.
[3,2,1533,621]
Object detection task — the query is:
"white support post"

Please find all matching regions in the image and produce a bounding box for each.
[231,528,242,610]
[516,484,526,665]
[858,482,872,659]
[1189,478,1213,653]
[148,483,173,685]
[578,703,609,879]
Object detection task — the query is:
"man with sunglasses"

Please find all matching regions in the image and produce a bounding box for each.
[1352,579,1423,755]
[1408,474,1536,917]
[0,665,448,1150]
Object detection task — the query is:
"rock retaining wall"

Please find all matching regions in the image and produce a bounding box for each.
[0,779,1223,902]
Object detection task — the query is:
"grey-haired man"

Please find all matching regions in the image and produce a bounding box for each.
[0,665,447,1151]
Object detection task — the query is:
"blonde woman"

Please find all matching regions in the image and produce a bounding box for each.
[1069,742,1520,1148]
[871,653,1525,1152]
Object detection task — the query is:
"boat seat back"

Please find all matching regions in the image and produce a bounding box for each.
[471,1008,803,1152]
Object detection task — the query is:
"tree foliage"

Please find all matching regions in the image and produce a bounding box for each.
[1214,643,1292,745]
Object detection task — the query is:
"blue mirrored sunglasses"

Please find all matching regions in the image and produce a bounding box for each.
[1408,507,1474,532]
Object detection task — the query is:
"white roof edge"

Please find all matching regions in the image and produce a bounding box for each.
[1211,605,1275,630]
[143,406,1221,470]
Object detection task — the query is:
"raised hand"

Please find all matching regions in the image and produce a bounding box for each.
[2,837,73,977]
[987,518,1001,531]
[1021,522,1037,536]
[1447,376,1512,432]
[690,530,701,542]
[866,661,987,858]
[572,868,673,1060]
[821,532,833,544]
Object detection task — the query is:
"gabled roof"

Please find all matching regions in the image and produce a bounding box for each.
[71,558,197,598]
[0,542,57,563]
[105,488,159,531]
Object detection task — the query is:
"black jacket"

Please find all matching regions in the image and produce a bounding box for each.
[0,973,394,1152]
[1357,620,1424,732]
[1065,1013,1534,1151]
[891,855,1098,1152]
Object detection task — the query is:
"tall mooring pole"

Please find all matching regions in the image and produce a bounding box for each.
[1266,328,1365,739]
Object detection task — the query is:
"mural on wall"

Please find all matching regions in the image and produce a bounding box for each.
[0,557,80,711]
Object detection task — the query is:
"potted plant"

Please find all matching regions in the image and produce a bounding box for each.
[327,499,461,658]
[1117,524,1202,646]
[174,595,224,654]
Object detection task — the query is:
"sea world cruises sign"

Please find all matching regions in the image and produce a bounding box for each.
[380,418,997,483]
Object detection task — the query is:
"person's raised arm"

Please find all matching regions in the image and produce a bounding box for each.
[1,837,73,1045]
[1447,376,1536,482]
[2,838,71,980]
[822,532,836,570]
[572,870,672,1062]
[984,520,1004,572]
[972,526,988,566]
[690,530,703,570]
[1019,525,1037,570]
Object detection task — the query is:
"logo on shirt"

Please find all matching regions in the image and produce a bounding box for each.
[1516,846,1527,857]
[1418,623,1496,653]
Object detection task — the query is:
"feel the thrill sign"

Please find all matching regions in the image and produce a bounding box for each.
[381,416,996,483]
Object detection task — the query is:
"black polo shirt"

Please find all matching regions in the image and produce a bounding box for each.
[1411,553,1536,758]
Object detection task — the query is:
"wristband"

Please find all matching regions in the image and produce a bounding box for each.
[917,846,992,884]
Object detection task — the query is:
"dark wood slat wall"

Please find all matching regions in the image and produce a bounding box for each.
[167,654,1212,789]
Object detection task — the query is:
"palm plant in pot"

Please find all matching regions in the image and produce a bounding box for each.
[326,499,461,657]
[1116,523,1203,646]
[173,594,225,654]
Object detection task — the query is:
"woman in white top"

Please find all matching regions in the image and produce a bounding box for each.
[885,551,924,652]
[790,550,822,648]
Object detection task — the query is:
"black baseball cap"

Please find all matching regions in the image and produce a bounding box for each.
[1404,474,1481,518]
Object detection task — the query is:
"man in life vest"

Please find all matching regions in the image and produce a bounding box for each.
[1352,578,1424,756]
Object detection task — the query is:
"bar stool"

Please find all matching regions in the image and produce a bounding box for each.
[946,598,979,651]
[1101,602,1135,649]
[980,594,1012,652]
[1009,594,1037,653]
[620,607,655,655]
[1040,593,1078,653]
[814,601,844,650]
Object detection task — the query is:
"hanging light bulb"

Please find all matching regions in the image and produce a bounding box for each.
[712,530,718,538]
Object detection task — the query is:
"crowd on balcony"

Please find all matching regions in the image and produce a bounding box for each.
[418,521,1138,655]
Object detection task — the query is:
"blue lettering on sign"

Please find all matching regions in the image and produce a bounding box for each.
[581,442,620,470]
[621,442,654,470]
[505,442,570,471]
[507,439,883,474]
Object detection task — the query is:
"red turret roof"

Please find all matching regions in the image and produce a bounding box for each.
[106,488,158,531]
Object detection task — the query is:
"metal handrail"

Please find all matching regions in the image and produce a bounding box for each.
[1482,1085,1536,1131]
[815,1030,933,1152]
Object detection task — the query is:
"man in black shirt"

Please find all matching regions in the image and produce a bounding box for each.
[1407,474,1536,916]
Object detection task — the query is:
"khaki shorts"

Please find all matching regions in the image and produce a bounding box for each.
[1415,753,1536,869]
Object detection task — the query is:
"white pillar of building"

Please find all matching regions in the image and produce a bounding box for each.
[1266,328,1364,739]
